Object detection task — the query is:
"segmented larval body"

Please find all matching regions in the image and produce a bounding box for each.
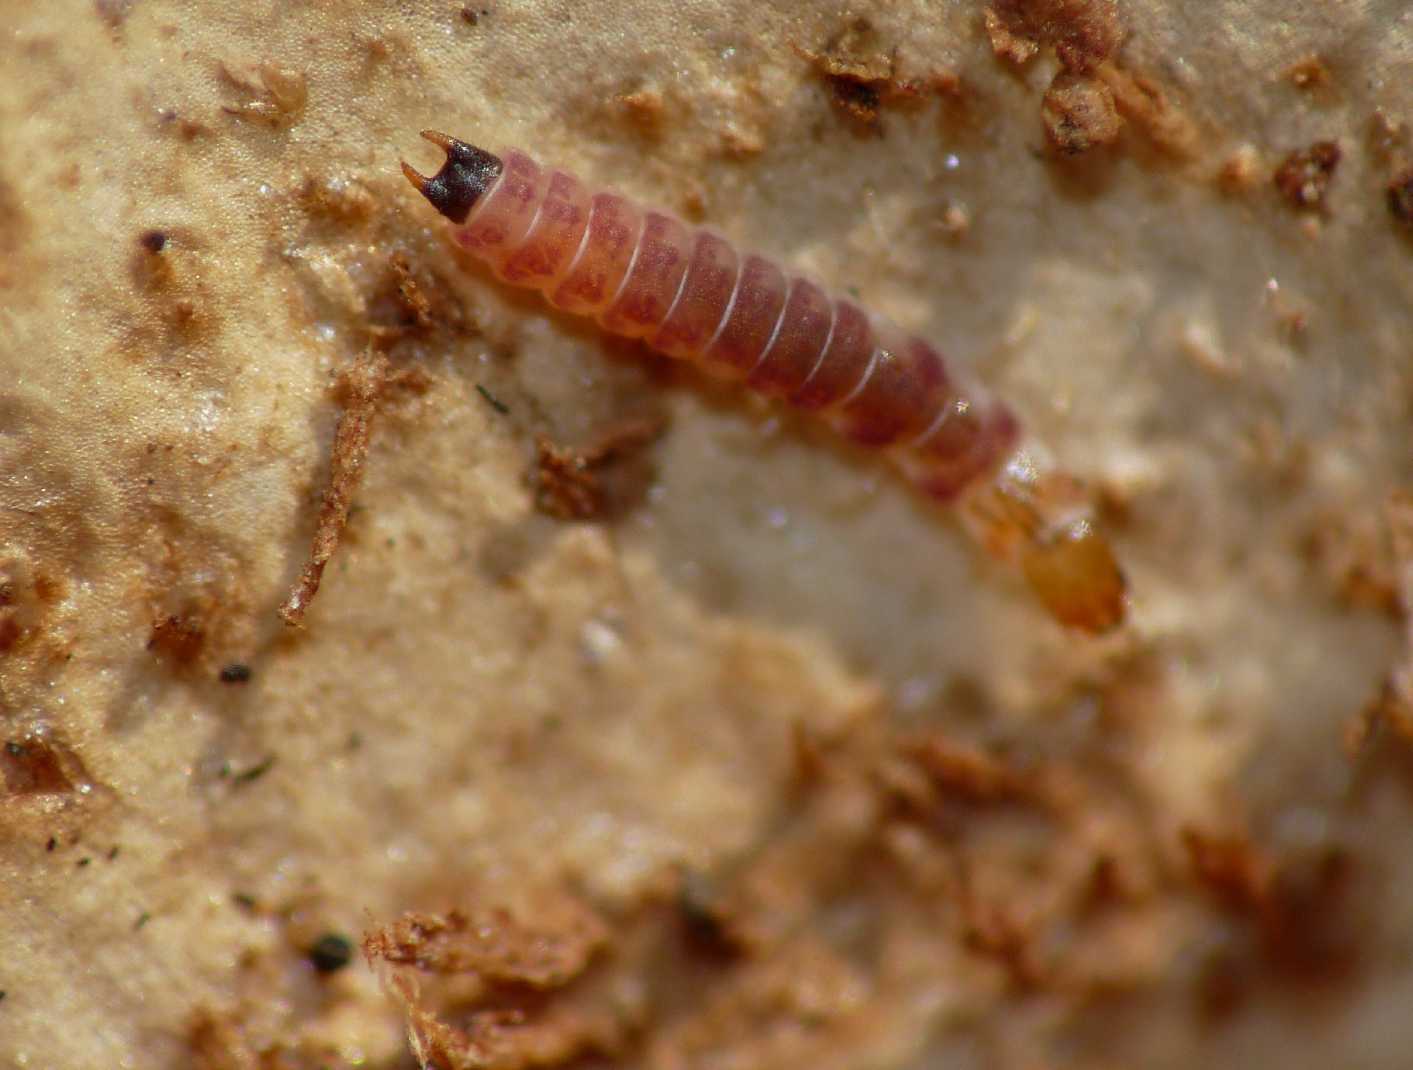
[403,133,1125,632]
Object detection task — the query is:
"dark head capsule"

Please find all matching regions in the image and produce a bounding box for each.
[401,130,503,224]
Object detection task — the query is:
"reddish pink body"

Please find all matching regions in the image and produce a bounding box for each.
[452,147,1021,504]
[406,136,1126,632]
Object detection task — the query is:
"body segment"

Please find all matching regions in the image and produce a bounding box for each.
[403,133,1126,632]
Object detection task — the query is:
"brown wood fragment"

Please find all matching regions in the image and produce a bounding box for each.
[960,894,1043,990]
[1344,679,1413,762]
[1182,826,1271,914]
[794,19,942,133]
[1346,495,1413,774]
[95,0,134,29]
[1182,823,1357,986]
[278,350,390,626]
[365,904,607,988]
[1298,504,1401,616]
[985,0,1121,75]
[1042,72,1121,154]
[985,3,1196,161]
[296,175,377,222]
[365,898,626,1070]
[387,252,432,329]
[147,612,206,664]
[187,1007,254,1070]
[615,88,668,141]
[1217,144,1262,194]
[1,733,92,797]
[1367,109,1409,164]
[533,416,666,521]
[901,734,1032,807]
[1389,490,1413,621]
[1094,63,1199,158]
[367,252,475,343]
[1273,141,1341,212]
[1260,845,1357,981]
[795,29,895,132]
[219,62,308,125]
[983,7,1040,66]
[0,613,19,654]
[1286,54,1332,91]
[677,866,749,956]
[187,1004,356,1070]
[1389,169,1413,228]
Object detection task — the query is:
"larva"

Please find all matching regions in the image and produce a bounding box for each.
[402,132,1126,632]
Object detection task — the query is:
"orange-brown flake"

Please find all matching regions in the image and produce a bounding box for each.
[219,62,308,125]
[1389,169,1413,227]
[899,733,1034,807]
[1094,64,1199,159]
[532,416,666,522]
[1367,109,1410,164]
[297,174,378,222]
[147,612,206,665]
[1,733,93,797]
[1042,72,1122,155]
[1274,141,1342,212]
[1183,826,1360,988]
[1345,679,1413,762]
[985,0,1121,75]
[365,899,627,1070]
[984,7,1041,66]
[387,252,432,329]
[365,905,607,987]
[1217,144,1262,194]
[1182,826,1271,915]
[1286,54,1333,91]
[795,18,909,133]
[279,351,390,627]
[1298,504,1401,615]
[614,87,668,140]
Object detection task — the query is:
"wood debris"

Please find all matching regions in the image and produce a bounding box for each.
[219,62,308,125]
[1389,169,1413,228]
[1273,140,1342,212]
[533,416,666,521]
[1042,71,1122,154]
[278,350,390,626]
[795,18,946,133]
[984,0,1121,74]
[365,898,627,1070]
[1286,54,1332,91]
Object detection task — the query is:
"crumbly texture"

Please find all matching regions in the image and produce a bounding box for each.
[2,2,1412,1068]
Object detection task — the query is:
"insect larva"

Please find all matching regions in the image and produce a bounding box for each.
[402,132,1126,632]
